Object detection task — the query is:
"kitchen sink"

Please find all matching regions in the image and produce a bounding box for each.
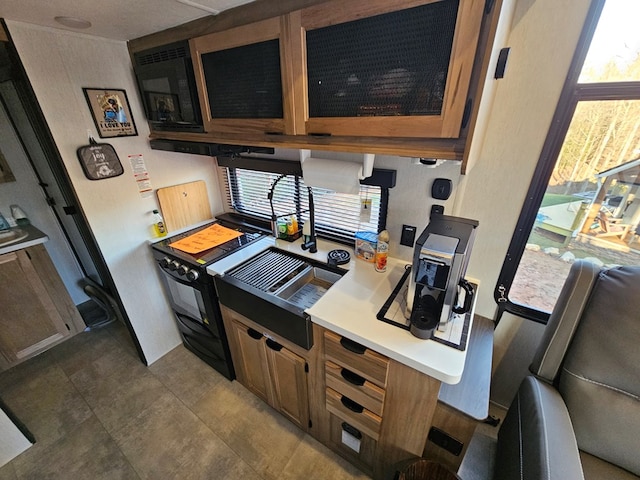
[0,228,28,248]
[214,248,345,349]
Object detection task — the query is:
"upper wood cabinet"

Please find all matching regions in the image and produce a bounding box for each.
[190,16,299,135]
[190,0,485,140]
[292,0,485,138]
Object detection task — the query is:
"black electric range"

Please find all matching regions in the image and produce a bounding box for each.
[151,220,264,380]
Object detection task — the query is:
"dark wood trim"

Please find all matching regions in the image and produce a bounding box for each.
[127,0,331,53]
[150,130,465,160]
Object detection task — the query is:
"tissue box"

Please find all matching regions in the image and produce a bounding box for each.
[355,231,377,263]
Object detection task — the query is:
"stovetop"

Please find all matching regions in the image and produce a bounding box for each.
[151,221,264,268]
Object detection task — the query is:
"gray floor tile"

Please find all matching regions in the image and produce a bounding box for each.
[281,435,371,480]
[112,393,258,480]
[1,364,93,449]
[193,380,305,480]
[148,345,224,407]
[11,416,139,480]
[0,462,17,480]
[73,361,169,434]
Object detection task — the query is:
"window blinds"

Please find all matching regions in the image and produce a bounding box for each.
[220,166,384,244]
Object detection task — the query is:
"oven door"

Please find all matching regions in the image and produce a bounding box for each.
[157,268,210,326]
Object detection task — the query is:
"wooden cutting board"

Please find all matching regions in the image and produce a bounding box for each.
[156,180,212,232]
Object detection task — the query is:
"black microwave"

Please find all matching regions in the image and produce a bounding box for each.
[133,41,204,133]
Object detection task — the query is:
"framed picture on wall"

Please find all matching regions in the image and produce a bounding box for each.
[83,88,138,138]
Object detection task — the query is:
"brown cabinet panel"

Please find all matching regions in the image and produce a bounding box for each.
[298,0,486,138]
[325,360,385,416]
[326,387,382,441]
[324,330,388,387]
[221,306,311,431]
[266,342,309,429]
[0,246,83,370]
[328,412,377,474]
[230,320,272,402]
[190,16,297,135]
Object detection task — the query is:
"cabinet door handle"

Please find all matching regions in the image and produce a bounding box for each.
[246,328,263,340]
[340,368,365,386]
[340,395,364,414]
[265,338,283,351]
[341,422,363,440]
[340,337,367,355]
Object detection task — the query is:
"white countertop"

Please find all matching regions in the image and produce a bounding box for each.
[0,225,48,255]
[208,236,473,385]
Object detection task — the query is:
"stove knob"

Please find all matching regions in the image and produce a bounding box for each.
[186,269,200,281]
[160,257,172,268]
[169,260,181,271]
[177,265,189,276]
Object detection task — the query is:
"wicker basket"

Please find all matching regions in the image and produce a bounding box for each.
[396,459,460,480]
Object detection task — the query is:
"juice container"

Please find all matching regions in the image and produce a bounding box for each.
[375,230,389,272]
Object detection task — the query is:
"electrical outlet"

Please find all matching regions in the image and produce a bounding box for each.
[400,225,417,247]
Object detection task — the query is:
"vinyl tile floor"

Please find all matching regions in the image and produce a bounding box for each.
[0,321,369,480]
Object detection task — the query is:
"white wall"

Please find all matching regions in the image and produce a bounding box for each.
[0,409,31,467]
[457,0,592,406]
[6,22,225,365]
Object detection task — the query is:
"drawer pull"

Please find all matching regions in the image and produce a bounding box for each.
[341,422,362,440]
[247,328,263,340]
[340,337,367,355]
[340,368,366,386]
[265,338,283,351]
[341,395,364,413]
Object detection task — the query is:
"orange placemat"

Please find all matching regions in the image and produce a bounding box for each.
[169,224,242,254]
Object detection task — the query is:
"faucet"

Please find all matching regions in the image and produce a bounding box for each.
[301,186,317,253]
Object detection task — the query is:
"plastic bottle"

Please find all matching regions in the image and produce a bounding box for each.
[152,209,167,238]
[10,205,30,226]
[375,230,389,272]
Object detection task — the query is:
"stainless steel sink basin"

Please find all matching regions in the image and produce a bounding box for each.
[215,248,345,349]
[275,266,342,310]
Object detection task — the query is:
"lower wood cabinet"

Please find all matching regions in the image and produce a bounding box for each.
[221,305,474,480]
[0,245,84,371]
[222,306,310,431]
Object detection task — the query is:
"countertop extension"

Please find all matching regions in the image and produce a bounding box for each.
[0,225,48,256]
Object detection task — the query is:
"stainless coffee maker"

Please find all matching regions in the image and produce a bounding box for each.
[406,214,478,339]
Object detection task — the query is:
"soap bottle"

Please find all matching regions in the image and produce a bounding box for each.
[152,209,167,238]
[375,230,389,272]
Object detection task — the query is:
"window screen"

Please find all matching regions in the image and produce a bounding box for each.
[221,166,386,244]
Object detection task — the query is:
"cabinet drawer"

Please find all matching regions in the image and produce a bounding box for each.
[326,387,381,441]
[324,330,388,387]
[325,361,385,416]
[328,413,377,473]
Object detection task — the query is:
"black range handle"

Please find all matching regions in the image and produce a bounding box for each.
[340,368,366,386]
[247,328,263,340]
[341,395,364,413]
[340,337,367,355]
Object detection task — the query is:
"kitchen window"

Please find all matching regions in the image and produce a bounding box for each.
[495,0,640,323]
[218,158,393,245]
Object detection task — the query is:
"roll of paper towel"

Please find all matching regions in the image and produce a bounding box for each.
[302,157,362,195]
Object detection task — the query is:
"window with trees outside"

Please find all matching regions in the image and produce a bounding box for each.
[495,0,640,322]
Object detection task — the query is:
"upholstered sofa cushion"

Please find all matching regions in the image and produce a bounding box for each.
[494,376,583,480]
[558,266,640,476]
[580,452,639,480]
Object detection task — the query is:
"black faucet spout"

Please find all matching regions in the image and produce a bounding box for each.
[301,186,317,253]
